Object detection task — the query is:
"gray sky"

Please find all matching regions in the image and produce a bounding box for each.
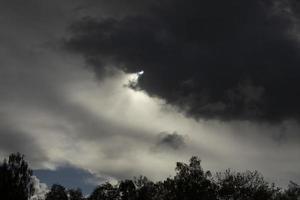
[0,0,300,194]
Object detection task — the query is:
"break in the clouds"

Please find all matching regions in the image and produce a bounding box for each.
[1,0,300,194]
[34,165,106,195]
[65,0,300,122]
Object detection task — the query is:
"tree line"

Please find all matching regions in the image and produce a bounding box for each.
[0,153,299,200]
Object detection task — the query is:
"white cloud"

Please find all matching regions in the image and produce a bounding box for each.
[30,176,48,200]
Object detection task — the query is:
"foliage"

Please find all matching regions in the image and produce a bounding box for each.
[215,169,279,200]
[69,188,84,200]
[89,182,118,200]
[1,153,300,200]
[0,152,35,200]
[276,181,300,200]
[45,184,68,200]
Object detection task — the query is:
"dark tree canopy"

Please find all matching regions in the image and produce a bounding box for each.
[134,176,157,200]
[68,188,84,200]
[0,152,35,200]
[279,182,300,200]
[215,169,279,200]
[86,156,300,200]
[1,153,300,200]
[89,182,118,200]
[118,180,137,200]
[46,184,68,200]
[150,156,217,200]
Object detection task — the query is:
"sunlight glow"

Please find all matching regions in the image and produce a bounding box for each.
[138,70,144,75]
[128,70,144,87]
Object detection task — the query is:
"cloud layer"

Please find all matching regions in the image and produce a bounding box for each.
[0,0,300,192]
[65,0,300,122]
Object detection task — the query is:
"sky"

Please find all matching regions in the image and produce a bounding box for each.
[0,0,300,196]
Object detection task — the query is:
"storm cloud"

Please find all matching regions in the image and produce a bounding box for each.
[65,0,300,122]
[155,132,186,151]
[1,0,300,193]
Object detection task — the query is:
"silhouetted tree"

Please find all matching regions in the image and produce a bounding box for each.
[89,182,118,200]
[216,169,279,200]
[118,179,137,200]
[0,152,35,200]
[46,184,68,200]
[153,156,217,200]
[172,156,217,200]
[277,181,300,200]
[155,178,176,200]
[134,176,157,200]
[3,153,300,200]
[69,188,84,200]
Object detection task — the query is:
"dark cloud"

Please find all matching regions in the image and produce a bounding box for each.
[65,0,300,122]
[1,0,300,190]
[155,132,186,151]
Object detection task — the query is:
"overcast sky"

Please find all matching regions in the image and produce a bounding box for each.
[0,0,300,195]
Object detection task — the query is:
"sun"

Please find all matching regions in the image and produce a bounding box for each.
[127,70,144,87]
[137,70,144,75]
